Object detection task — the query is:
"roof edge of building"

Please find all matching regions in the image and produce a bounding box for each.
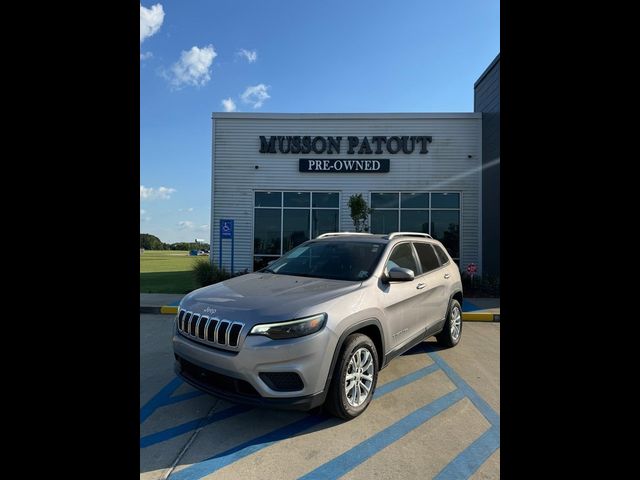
[212,112,481,120]
[474,53,500,88]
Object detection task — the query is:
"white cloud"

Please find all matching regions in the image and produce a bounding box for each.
[140,51,153,60]
[178,207,194,212]
[221,97,236,112]
[199,224,209,230]
[140,185,176,200]
[178,220,195,229]
[168,45,217,88]
[238,49,257,63]
[188,207,194,212]
[140,3,165,43]
[240,84,270,108]
[140,209,151,222]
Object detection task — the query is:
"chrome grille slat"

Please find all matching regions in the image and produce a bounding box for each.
[177,309,244,350]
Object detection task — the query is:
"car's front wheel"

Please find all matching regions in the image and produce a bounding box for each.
[325,333,379,420]
[436,298,463,347]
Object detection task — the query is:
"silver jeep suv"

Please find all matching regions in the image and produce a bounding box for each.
[173,232,463,419]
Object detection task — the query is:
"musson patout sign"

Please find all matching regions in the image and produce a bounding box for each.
[258,135,432,173]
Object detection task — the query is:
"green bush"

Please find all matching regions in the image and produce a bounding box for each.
[461,272,500,297]
[192,261,248,288]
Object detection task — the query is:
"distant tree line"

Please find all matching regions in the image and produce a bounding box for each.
[140,233,210,251]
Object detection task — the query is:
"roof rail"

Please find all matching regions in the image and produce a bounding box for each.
[386,232,432,240]
[316,232,374,239]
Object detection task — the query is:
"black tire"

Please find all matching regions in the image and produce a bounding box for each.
[325,333,379,420]
[436,299,463,348]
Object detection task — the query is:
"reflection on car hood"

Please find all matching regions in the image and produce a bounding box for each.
[181,273,362,324]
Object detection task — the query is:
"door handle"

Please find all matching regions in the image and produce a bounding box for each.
[444,273,451,279]
[416,283,426,289]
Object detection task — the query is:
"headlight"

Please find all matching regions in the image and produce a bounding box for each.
[249,313,327,340]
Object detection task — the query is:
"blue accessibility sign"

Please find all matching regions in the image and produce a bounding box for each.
[220,219,234,239]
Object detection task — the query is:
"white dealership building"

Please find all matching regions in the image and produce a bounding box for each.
[210,112,483,274]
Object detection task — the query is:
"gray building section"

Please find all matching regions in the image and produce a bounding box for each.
[211,113,482,274]
[474,53,500,278]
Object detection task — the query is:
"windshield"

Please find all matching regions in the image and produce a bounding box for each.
[262,241,385,281]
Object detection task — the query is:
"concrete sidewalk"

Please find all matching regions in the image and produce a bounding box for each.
[141,293,500,321]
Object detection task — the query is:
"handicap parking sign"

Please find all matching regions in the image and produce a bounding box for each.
[220,219,234,239]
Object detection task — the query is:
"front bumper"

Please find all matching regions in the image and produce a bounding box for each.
[174,355,326,411]
[172,325,337,408]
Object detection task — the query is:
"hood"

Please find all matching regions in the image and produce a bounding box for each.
[181,273,362,325]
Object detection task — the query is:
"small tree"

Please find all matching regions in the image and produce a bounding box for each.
[348,193,372,232]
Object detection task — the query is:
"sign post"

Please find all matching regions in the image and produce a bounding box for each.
[219,219,234,272]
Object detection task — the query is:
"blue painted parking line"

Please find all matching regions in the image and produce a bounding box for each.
[434,425,499,479]
[426,350,500,427]
[141,404,252,448]
[462,300,481,312]
[298,390,465,480]
[167,364,442,479]
[140,377,184,423]
[374,362,439,398]
[162,390,205,406]
[169,414,329,480]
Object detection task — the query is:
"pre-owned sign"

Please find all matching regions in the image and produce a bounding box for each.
[260,135,432,155]
[299,158,390,173]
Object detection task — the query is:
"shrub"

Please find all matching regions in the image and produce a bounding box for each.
[461,272,500,297]
[192,261,247,288]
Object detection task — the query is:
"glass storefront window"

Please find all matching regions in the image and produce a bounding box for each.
[284,192,310,207]
[255,191,282,207]
[431,210,460,259]
[254,209,281,254]
[254,191,339,271]
[370,192,461,262]
[283,209,310,252]
[371,210,399,234]
[371,192,399,208]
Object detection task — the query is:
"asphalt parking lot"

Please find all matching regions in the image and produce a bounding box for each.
[141,314,500,480]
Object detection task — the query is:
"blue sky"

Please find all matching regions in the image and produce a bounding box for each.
[140,0,500,244]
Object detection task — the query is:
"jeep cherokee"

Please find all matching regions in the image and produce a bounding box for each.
[173,232,463,419]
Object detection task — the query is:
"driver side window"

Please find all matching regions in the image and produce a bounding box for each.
[386,243,418,274]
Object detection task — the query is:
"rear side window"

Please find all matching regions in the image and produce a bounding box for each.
[413,243,441,273]
[432,244,450,265]
[386,243,418,273]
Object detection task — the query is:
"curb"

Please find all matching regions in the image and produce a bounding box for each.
[141,306,500,322]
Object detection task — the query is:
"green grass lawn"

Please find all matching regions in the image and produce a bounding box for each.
[140,250,205,293]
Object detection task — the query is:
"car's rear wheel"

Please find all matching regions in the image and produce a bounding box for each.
[325,333,379,420]
[436,299,462,347]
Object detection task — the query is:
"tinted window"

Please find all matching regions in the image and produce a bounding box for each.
[283,209,309,252]
[255,191,282,207]
[386,243,418,273]
[371,210,398,234]
[414,243,441,273]
[400,210,429,233]
[401,193,429,208]
[433,244,450,265]
[431,210,460,259]
[312,192,339,208]
[312,209,339,238]
[284,192,310,207]
[431,193,459,208]
[254,209,281,254]
[265,241,384,281]
[371,193,399,208]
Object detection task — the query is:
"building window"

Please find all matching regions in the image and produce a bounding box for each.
[370,192,460,263]
[254,191,339,271]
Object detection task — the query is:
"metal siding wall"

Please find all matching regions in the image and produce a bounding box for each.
[212,115,482,273]
[475,59,500,277]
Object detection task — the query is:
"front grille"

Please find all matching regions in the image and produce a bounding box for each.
[177,355,260,397]
[177,309,244,349]
[259,372,304,392]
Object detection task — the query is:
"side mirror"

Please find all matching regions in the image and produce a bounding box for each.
[386,267,415,282]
